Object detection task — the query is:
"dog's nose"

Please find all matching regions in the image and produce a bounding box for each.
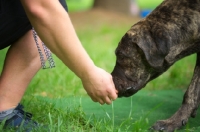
[122,86,138,97]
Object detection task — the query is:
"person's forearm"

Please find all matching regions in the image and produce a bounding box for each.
[20,0,95,79]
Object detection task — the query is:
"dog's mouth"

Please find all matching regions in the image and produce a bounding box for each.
[111,72,141,97]
[117,86,137,97]
[123,86,138,96]
[111,64,146,97]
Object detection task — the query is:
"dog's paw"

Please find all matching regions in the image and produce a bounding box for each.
[149,122,165,131]
[150,120,170,132]
[150,119,188,132]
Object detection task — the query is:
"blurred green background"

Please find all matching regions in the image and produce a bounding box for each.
[66,0,164,12]
[0,0,199,131]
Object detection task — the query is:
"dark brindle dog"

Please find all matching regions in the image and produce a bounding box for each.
[111,0,200,131]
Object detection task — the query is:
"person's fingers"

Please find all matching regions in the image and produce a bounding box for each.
[91,94,112,105]
[99,99,105,105]
[88,94,98,102]
[109,77,118,100]
[107,88,118,101]
[104,96,112,105]
[90,89,118,104]
[89,93,106,105]
[115,90,118,93]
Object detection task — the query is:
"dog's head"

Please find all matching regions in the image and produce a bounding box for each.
[111,0,200,97]
[111,20,170,97]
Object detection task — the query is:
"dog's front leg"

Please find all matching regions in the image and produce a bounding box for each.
[151,52,200,132]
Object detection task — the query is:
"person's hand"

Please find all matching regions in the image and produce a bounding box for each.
[81,66,118,105]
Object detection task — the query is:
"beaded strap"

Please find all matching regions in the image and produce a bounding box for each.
[32,28,55,69]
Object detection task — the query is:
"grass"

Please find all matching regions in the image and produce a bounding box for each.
[66,0,94,12]
[0,1,199,131]
[137,0,163,9]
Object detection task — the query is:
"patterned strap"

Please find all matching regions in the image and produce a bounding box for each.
[32,28,55,69]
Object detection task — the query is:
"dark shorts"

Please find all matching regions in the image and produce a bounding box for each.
[0,0,68,50]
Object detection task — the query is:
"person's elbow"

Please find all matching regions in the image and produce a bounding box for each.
[20,0,48,20]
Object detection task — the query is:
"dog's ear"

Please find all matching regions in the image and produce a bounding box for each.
[136,28,170,69]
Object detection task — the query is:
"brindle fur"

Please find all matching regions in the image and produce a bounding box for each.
[111,0,200,131]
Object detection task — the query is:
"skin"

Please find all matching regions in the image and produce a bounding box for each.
[0,0,118,111]
[0,30,43,111]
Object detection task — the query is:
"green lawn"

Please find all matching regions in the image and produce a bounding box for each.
[137,0,163,9]
[66,0,94,12]
[0,1,199,131]
[65,0,164,12]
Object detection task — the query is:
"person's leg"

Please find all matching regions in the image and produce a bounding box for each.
[0,0,67,113]
[0,30,43,111]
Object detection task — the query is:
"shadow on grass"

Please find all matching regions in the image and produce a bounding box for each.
[30,89,200,131]
[81,89,200,131]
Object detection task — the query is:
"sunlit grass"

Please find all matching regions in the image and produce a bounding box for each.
[0,0,198,131]
[66,0,94,12]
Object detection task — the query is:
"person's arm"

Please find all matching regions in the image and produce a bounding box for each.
[20,0,117,104]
